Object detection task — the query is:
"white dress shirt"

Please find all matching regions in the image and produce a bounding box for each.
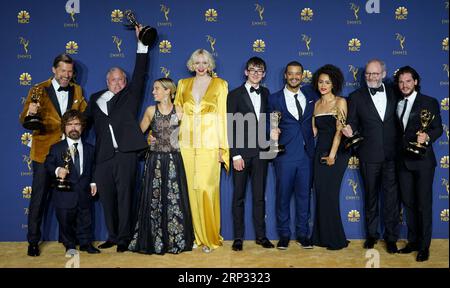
[55,138,83,176]
[369,83,387,121]
[397,91,417,130]
[52,78,68,116]
[284,86,306,121]
[245,82,262,121]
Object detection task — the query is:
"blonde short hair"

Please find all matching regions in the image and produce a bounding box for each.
[154,77,177,100]
[186,49,216,73]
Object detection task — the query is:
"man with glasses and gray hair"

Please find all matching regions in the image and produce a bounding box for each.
[342,59,401,254]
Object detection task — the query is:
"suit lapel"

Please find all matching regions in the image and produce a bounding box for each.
[67,85,74,111]
[240,85,257,117]
[260,88,268,115]
[362,88,383,122]
[46,85,62,117]
[300,87,314,123]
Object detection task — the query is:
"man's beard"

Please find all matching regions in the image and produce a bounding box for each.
[68,130,80,140]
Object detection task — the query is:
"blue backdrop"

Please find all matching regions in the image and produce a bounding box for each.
[1,0,448,241]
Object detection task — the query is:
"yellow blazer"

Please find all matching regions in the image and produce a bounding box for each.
[174,77,229,171]
[19,78,87,163]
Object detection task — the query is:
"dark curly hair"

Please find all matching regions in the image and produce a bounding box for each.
[312,64,344,96]
[394,65,421,92]
[61,109,86,133]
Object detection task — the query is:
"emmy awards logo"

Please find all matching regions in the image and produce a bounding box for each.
[19,37,29,54]
[406,110,435,155]
[444,64,449,78]
[269,111,285,153]
[444,124,449,140]
[206,35,216,52]
[365,249,380,268]
[64,0,79,27]
[442,178,449,195]
[160,4,170,21]
[255,4,264,21]
[395,33,406,50]
[348,179,358,196]
[301,34,311,51]
[22,155,32,175]
[350,3,360,20]
[349,65,359,82]
[23,86,44,130]
[160,67,170,78]
[56,149,73,191]
[112,36,122,53]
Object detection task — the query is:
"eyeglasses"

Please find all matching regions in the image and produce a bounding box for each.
[248,69,265,75]
[365,72,381,77]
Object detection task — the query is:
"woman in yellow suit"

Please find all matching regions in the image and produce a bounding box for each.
[174,49,229,253]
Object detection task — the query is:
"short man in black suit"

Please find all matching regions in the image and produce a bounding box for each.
[84,26,156,252]
[45,110,100,256]
[227,57,274,251]
[342,59,401,254]
[394,66,443,262]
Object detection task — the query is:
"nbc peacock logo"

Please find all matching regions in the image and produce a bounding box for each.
[160,67,170,78]
[19,73,32,86]
[301,70,312,84]
[443,37,449,51]
[65,41,79,54]
[442,98,449,110]
[348,210,360,222]
[395,6,408,20]
[348,156,359,169]
[300,8,313,21]
[253,39,265,53]
[205,9,218,22]
[111,9,123,22]
[441,155,449,168]
[22,186,32,199]
[440,209,449,222]
[348,38,361,52]
[17,10,30,24]
[159,40,172,53]
[21,132,32,146]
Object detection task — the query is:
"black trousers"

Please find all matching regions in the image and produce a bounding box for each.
[27,161,51,244]
[398,161,435,250]
[360,160,400,242]
[232,156,268,239]
[55,205,92,249]
[95,151,137,246]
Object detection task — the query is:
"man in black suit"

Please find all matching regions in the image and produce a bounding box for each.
[45,110,99,256]
[394,66,443,262]
[84,26,155,252]
[227,57,274,251]
[342,59,401,254]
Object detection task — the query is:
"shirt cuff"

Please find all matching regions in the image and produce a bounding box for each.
[232,155,242,161]
[137,41,148,53]
[90,183,96,187]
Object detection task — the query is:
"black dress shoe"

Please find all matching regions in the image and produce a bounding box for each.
[232,239,243,251]
[80,244,101,254]
[399,243,418,254]
[296,237,313,249]
[98,241,116,249]
[117,244,128,252]
[277,237,289,250]
[363,238,377,249]
[27,243,40,257]
[416,249,429,262]
[256,237,275,248]
[386,241,398,254]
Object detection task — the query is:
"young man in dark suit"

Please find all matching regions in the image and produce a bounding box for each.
[394,66,443,262]
[45,110,99,256]
[84,26,156,252]
[227,57,274,251]
[342,59,401,254]
[268,61,318,250]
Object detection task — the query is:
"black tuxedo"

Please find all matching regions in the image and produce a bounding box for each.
[84,52,149,246]
[347,83,401,242]
[227,84,270,239]
[397,93,443,250]
[45,140,95,248]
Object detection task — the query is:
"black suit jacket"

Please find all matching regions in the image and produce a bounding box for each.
[347,84,401,162]
[85,52,149,164]
[397,93,443,169]
[227,84,270,159]
[45,140,95,209]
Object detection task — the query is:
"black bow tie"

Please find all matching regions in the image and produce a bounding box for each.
[250,86,261,95]
[57,86,70,92]
[369,85,384,95]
